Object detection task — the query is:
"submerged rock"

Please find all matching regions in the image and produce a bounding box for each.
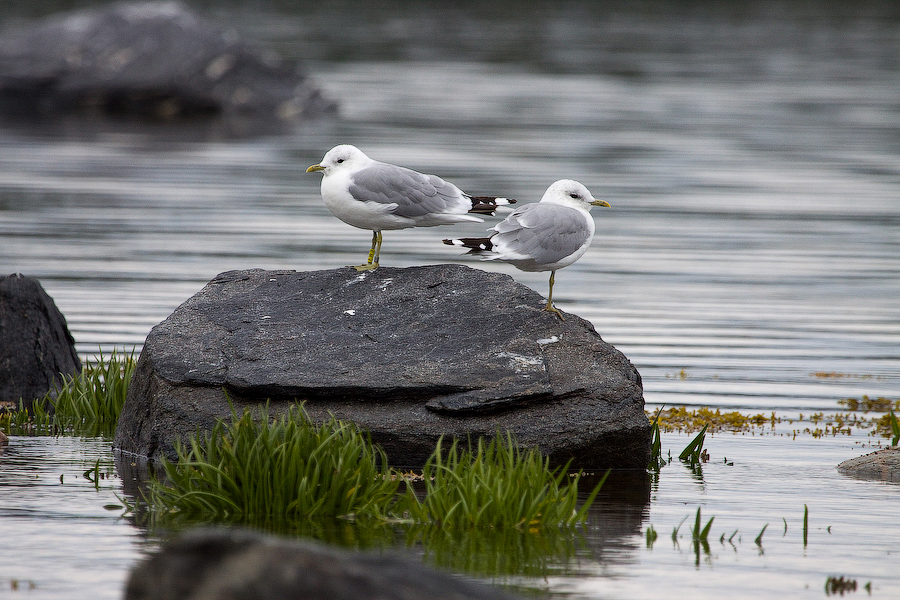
[0,1,336,120]
[837,447,900,483]
[124,527,522,600]
[0,274,81,411]
[114,265,649,468]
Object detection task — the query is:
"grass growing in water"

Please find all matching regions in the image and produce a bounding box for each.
[691,506,714,542]
[648,406,664,470]
[0,400,51,433]
[143,406,604,532]
[755,523,769,546]
[146,403,401,525]
[402,434,606,531]
[803,504,809,547]
[890,409,900,446]
[679,423,709,465]
[1,350,137,436]
[51,350,136,433]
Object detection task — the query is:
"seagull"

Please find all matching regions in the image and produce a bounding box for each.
[443,179,610,320]
[306,145,514,271]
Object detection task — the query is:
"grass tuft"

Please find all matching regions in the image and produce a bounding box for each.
[50,350,137,434]
[648,406,664,470]
[803,504,809,547]
[400,433,606,531]
[679,423,709,464]
[143,410,604,533]
[2,348,139,437]
[755,523,769,546]
[146,403,401,526]
[691,506,714,542]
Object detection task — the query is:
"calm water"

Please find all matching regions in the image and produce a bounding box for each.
[1,1,899,598]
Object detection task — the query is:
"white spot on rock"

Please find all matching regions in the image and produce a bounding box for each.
[497,351,544,373]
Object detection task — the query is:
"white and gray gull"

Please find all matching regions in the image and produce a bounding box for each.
[306,144,514,271]
[443,179,610,320]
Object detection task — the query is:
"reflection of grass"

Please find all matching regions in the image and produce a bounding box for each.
[411,523,586,579]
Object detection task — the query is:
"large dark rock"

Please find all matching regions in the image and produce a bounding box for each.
[0,274,81,410]
[114,265,649,468]
[0,1,336,120]
[124,527,522,600]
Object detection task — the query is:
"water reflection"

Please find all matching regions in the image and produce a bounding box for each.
[114,452,650,581]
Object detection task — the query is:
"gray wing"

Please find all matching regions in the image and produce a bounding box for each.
[348,163,466,218]
[493,203,591,264]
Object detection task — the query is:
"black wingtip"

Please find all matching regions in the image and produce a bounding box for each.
[468,195,516,215]
[443,237,494,252]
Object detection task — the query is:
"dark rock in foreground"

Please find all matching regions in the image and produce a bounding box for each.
[124,527,522,600]
[0,274,81,411]
[114,265,649,468]
[837,447,900,482]
[0,1,336,120]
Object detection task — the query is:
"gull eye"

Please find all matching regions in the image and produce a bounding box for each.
[336,158,345,164]
[569,192,579,199]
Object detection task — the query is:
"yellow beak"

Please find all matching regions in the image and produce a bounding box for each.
[306,164,325,173]
[591,199,611,207]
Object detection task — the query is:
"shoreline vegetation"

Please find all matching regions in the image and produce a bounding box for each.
[1,352,897,582]
[650,403,900,439]
[1,352,897,530]
[139,402,606,531]
[2,352,896,440]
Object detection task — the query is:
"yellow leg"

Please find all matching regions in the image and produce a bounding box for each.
[543,271,564,320]
[349,231,382,271]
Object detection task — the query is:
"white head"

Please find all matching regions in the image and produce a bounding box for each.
[539,179,610,210]
[306,144,372,175]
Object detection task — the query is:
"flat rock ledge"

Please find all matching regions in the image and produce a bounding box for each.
[124,527,522,600]
[837,447,900,483]
[114,265,649,469]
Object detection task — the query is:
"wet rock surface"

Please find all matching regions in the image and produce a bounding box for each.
[124,527,523,600]
[837,447,900,482]
[114,265,649,468]
[0,274,81,411]
[0,1,336,120]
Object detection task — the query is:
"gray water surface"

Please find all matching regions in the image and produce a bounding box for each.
[1,1,898,598]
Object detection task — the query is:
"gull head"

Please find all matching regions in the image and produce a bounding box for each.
[540,179,611,210]
[306,144,370,174]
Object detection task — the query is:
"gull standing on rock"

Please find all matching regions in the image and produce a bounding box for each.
[444,179,610,320]
[306,145,515,271]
